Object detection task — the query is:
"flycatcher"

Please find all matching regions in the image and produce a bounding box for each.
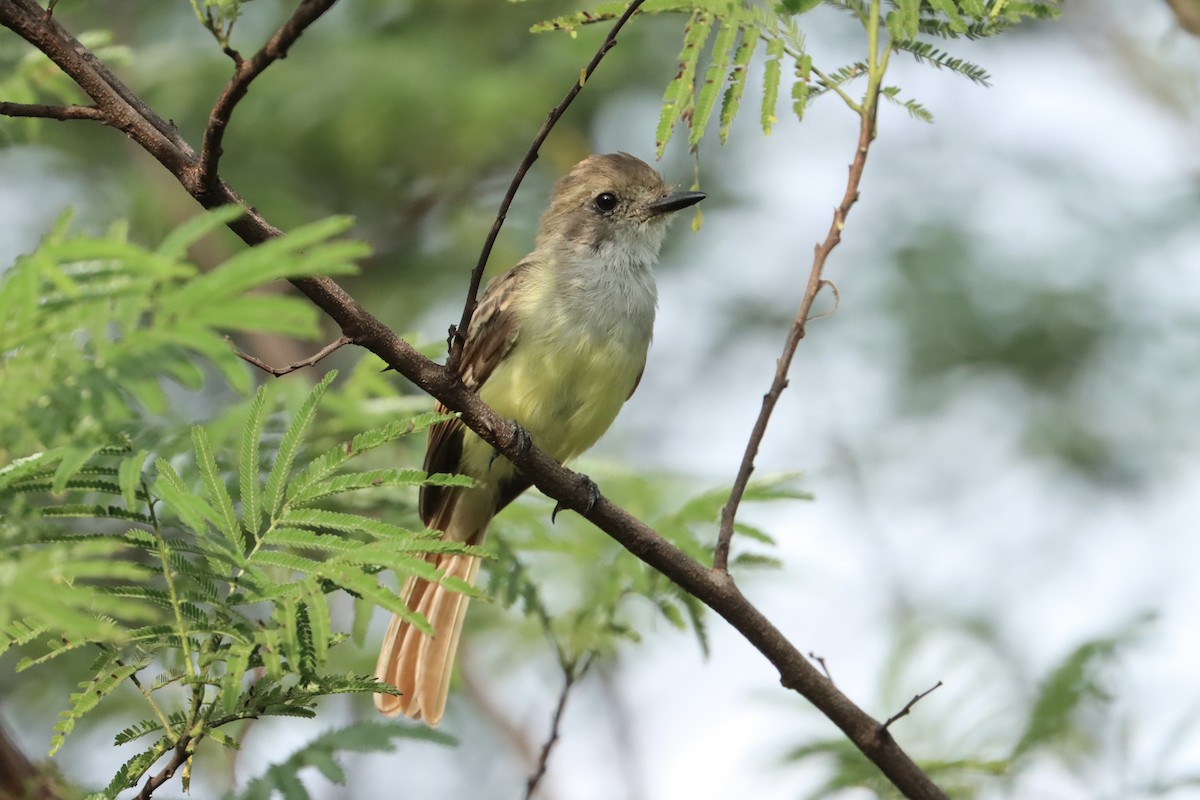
[374,153,706,723]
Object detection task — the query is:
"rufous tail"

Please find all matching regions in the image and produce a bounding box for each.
[373,553,481,724]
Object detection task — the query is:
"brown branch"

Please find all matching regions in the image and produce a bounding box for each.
[197,0,340,197]
[0,5,948,797]
[1164,0,1200,36]
[0,101,104,121]
[526,658,591,800]
[713,85,881,574]
[447,0,647,370]
[0,720,66,800]
[135,735,191,800]
[883,681,943,730]
[228,334,351,377]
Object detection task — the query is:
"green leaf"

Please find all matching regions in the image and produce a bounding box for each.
[690,21,737,148]
[927,0,968,32]
[51,445,107,494]
[656,11,713,158]
[113,718,166,746]
[233,722,454,800]
[761,35,785,135]
[156,205,245,262]
[893,39,991,85]
[241,385,269,538]
[286,411,453,503]
[118,450,151,512]
[167,217,362,311]
[265,371,336,519]
[51,650,148,755]
[777,0,821,13]
[193,426,245,556]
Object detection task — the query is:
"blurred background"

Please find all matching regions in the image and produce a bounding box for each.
[2,1,1200,798]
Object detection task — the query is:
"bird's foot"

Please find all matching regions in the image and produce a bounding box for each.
[489,421,532,469]
[552,473,601,524]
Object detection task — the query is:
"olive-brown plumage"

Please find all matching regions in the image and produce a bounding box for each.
[374,154,705,723]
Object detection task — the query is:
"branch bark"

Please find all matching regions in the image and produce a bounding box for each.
[713,74,879,573]
[0,101,103,121]
[0,721,65,800]
[0,3,947,797]
[198,0,340,197]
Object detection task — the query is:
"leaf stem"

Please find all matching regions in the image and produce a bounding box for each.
[146,481,197,679]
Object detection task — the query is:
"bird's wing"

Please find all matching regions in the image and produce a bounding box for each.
[420,262,534,528]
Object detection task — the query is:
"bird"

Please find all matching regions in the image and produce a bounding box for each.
[374,152,706,724]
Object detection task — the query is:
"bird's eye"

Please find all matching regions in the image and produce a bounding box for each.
[593,192,618,212]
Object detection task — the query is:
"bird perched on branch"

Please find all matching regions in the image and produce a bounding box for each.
[374,153,705,724]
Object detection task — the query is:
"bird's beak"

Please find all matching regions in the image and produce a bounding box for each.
[642,190,707,217]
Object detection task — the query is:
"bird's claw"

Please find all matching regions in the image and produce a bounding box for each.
[489,421,533,469]
[551,474,600,524]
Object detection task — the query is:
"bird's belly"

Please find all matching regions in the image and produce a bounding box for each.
[461,336,645,478]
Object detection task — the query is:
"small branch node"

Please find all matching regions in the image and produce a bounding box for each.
[806,279,841,323]
[227,335,351,377]
[807,651,834,684]
[882,681,943,731]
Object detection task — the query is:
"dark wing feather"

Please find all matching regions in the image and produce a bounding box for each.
[420,263,532,526]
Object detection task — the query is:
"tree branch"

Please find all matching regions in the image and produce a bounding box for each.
[525,658,590,800]
[712,73,881,574]
[0,720,66,800]
[0,101,104,121]
[448,0,647,370]
[0,5,947,797]
[197,0,341,197]
[135,734,191,800]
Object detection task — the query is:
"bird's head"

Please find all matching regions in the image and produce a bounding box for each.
[535,152,706,263]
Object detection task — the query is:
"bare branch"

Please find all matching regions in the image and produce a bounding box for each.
[197,0,341,197]
[227,335,351,377]
[0,6,948,796]
[135,735,191,800]
[713,82,881,574]
[448,0,647,370]
[0,719,67,800]
[0,101,104,121]
[526,658,592,800]
[883,681,944,730]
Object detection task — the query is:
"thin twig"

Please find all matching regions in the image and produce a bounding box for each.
[883,681,943,730]
[712,71,883,574]
[808,651,834,684]
[197,0,340,197]
[447,0,647,370]
[227,335,351,377]
[0,101,105,121]
[135,735,192,800]
[526,657,592,800]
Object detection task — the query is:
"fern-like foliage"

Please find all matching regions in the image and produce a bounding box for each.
[0,373,467,796]
[0,208,362,459]
[232,721,453,800]
[532,0,1060,152]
